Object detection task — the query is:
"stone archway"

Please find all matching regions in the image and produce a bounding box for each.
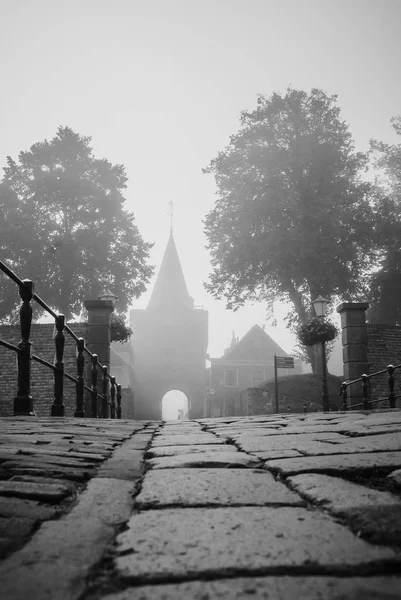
[161,390,189,421]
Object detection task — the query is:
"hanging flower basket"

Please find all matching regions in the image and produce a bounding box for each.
[298,317,338,347]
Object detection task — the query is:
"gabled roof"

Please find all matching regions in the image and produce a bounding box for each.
[147,232,193,311]
[222,324,289,361]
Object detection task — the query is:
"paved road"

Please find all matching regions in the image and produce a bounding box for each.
[0,411,400,599]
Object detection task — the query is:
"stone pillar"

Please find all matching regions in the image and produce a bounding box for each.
[84,299,114,372]
[336,302,369,407]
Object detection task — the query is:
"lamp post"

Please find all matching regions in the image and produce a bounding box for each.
[312,295,330,412]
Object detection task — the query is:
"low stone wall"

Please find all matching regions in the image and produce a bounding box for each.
[337,302,401,408]
[0,322,87,417]
[366,324,401,407]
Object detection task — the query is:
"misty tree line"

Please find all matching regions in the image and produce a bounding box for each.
[1,88,401,363]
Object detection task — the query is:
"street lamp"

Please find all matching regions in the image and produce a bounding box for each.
[312,295,330,411]
[311,295,329,317]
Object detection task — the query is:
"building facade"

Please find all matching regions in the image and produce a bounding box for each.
[122,232,209,420]
[208,325,302,416]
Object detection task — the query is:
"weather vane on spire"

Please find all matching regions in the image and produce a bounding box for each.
[168,201,174,234]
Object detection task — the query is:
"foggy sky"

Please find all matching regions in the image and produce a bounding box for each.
[1,0,400,360]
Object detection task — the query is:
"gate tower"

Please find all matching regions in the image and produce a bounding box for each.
[130,232,208,419]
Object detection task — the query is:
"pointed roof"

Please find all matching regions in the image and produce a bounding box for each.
[147,233,194,311]
[223,324,289,361]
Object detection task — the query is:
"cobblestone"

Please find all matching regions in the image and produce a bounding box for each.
[0,417,154,562]
[145,444,238,457]
[1,412,401,599]
[0,496,59,520]
[235,432,345,453]
[114,506,398,581]
[101,576,401,600]
[287,473,400,512]
[265,451,401,476]
[388,468,401,487]
[251,449,304,460]
[147,451,260,469]
[0,480,72,502]
[151,434,224,446]
[0,477,136,600]
[136,468,304,507]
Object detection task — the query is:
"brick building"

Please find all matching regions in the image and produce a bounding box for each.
[208,325,302,416]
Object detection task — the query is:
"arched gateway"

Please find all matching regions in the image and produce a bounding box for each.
[162,390,189,420]
[129,232,208,420]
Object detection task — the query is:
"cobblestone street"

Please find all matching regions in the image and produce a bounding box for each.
[0,411,400,599]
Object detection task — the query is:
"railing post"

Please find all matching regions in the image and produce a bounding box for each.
[340,382,348,411]
[14,279,35,416]
[90,354,98,418]
[101,365,109,418]
[387,365,396,409]
[75,338,85,417]
[361,374,371,410]
[116,384,122,419]
[51,314,65,417]
[110,376,116,419]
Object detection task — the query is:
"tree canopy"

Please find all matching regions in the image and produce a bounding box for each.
[204,88,375,333]
[367,117,401,325]
[0,126,153,321]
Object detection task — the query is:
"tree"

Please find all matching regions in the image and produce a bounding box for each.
[367,117,401,325]
[203,88,374,369]
[110,313,133,343]
[0,126,153,321]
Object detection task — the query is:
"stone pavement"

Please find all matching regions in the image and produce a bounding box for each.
[0,411,400,599]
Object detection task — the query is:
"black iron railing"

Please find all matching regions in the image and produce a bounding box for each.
[339,364,400,411]
[0,260,122,418]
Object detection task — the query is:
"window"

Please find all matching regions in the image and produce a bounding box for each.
[251,370,264,386]
[224,369,238,387]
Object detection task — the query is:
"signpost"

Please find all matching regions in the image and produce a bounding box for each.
[274,355,295,413]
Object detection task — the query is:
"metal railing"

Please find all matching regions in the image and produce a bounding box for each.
[0,260,122,418]
[338,364,400,411]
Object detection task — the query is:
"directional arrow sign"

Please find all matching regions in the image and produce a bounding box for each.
[275,356,294,369]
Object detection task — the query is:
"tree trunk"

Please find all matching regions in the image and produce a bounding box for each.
[285,279,318,372]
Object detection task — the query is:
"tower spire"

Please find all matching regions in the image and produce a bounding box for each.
[168,201,174,234]
[147,231,193,311]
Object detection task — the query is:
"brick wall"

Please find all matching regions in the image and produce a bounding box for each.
[0,323,87,417]
[366,324,401,408]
